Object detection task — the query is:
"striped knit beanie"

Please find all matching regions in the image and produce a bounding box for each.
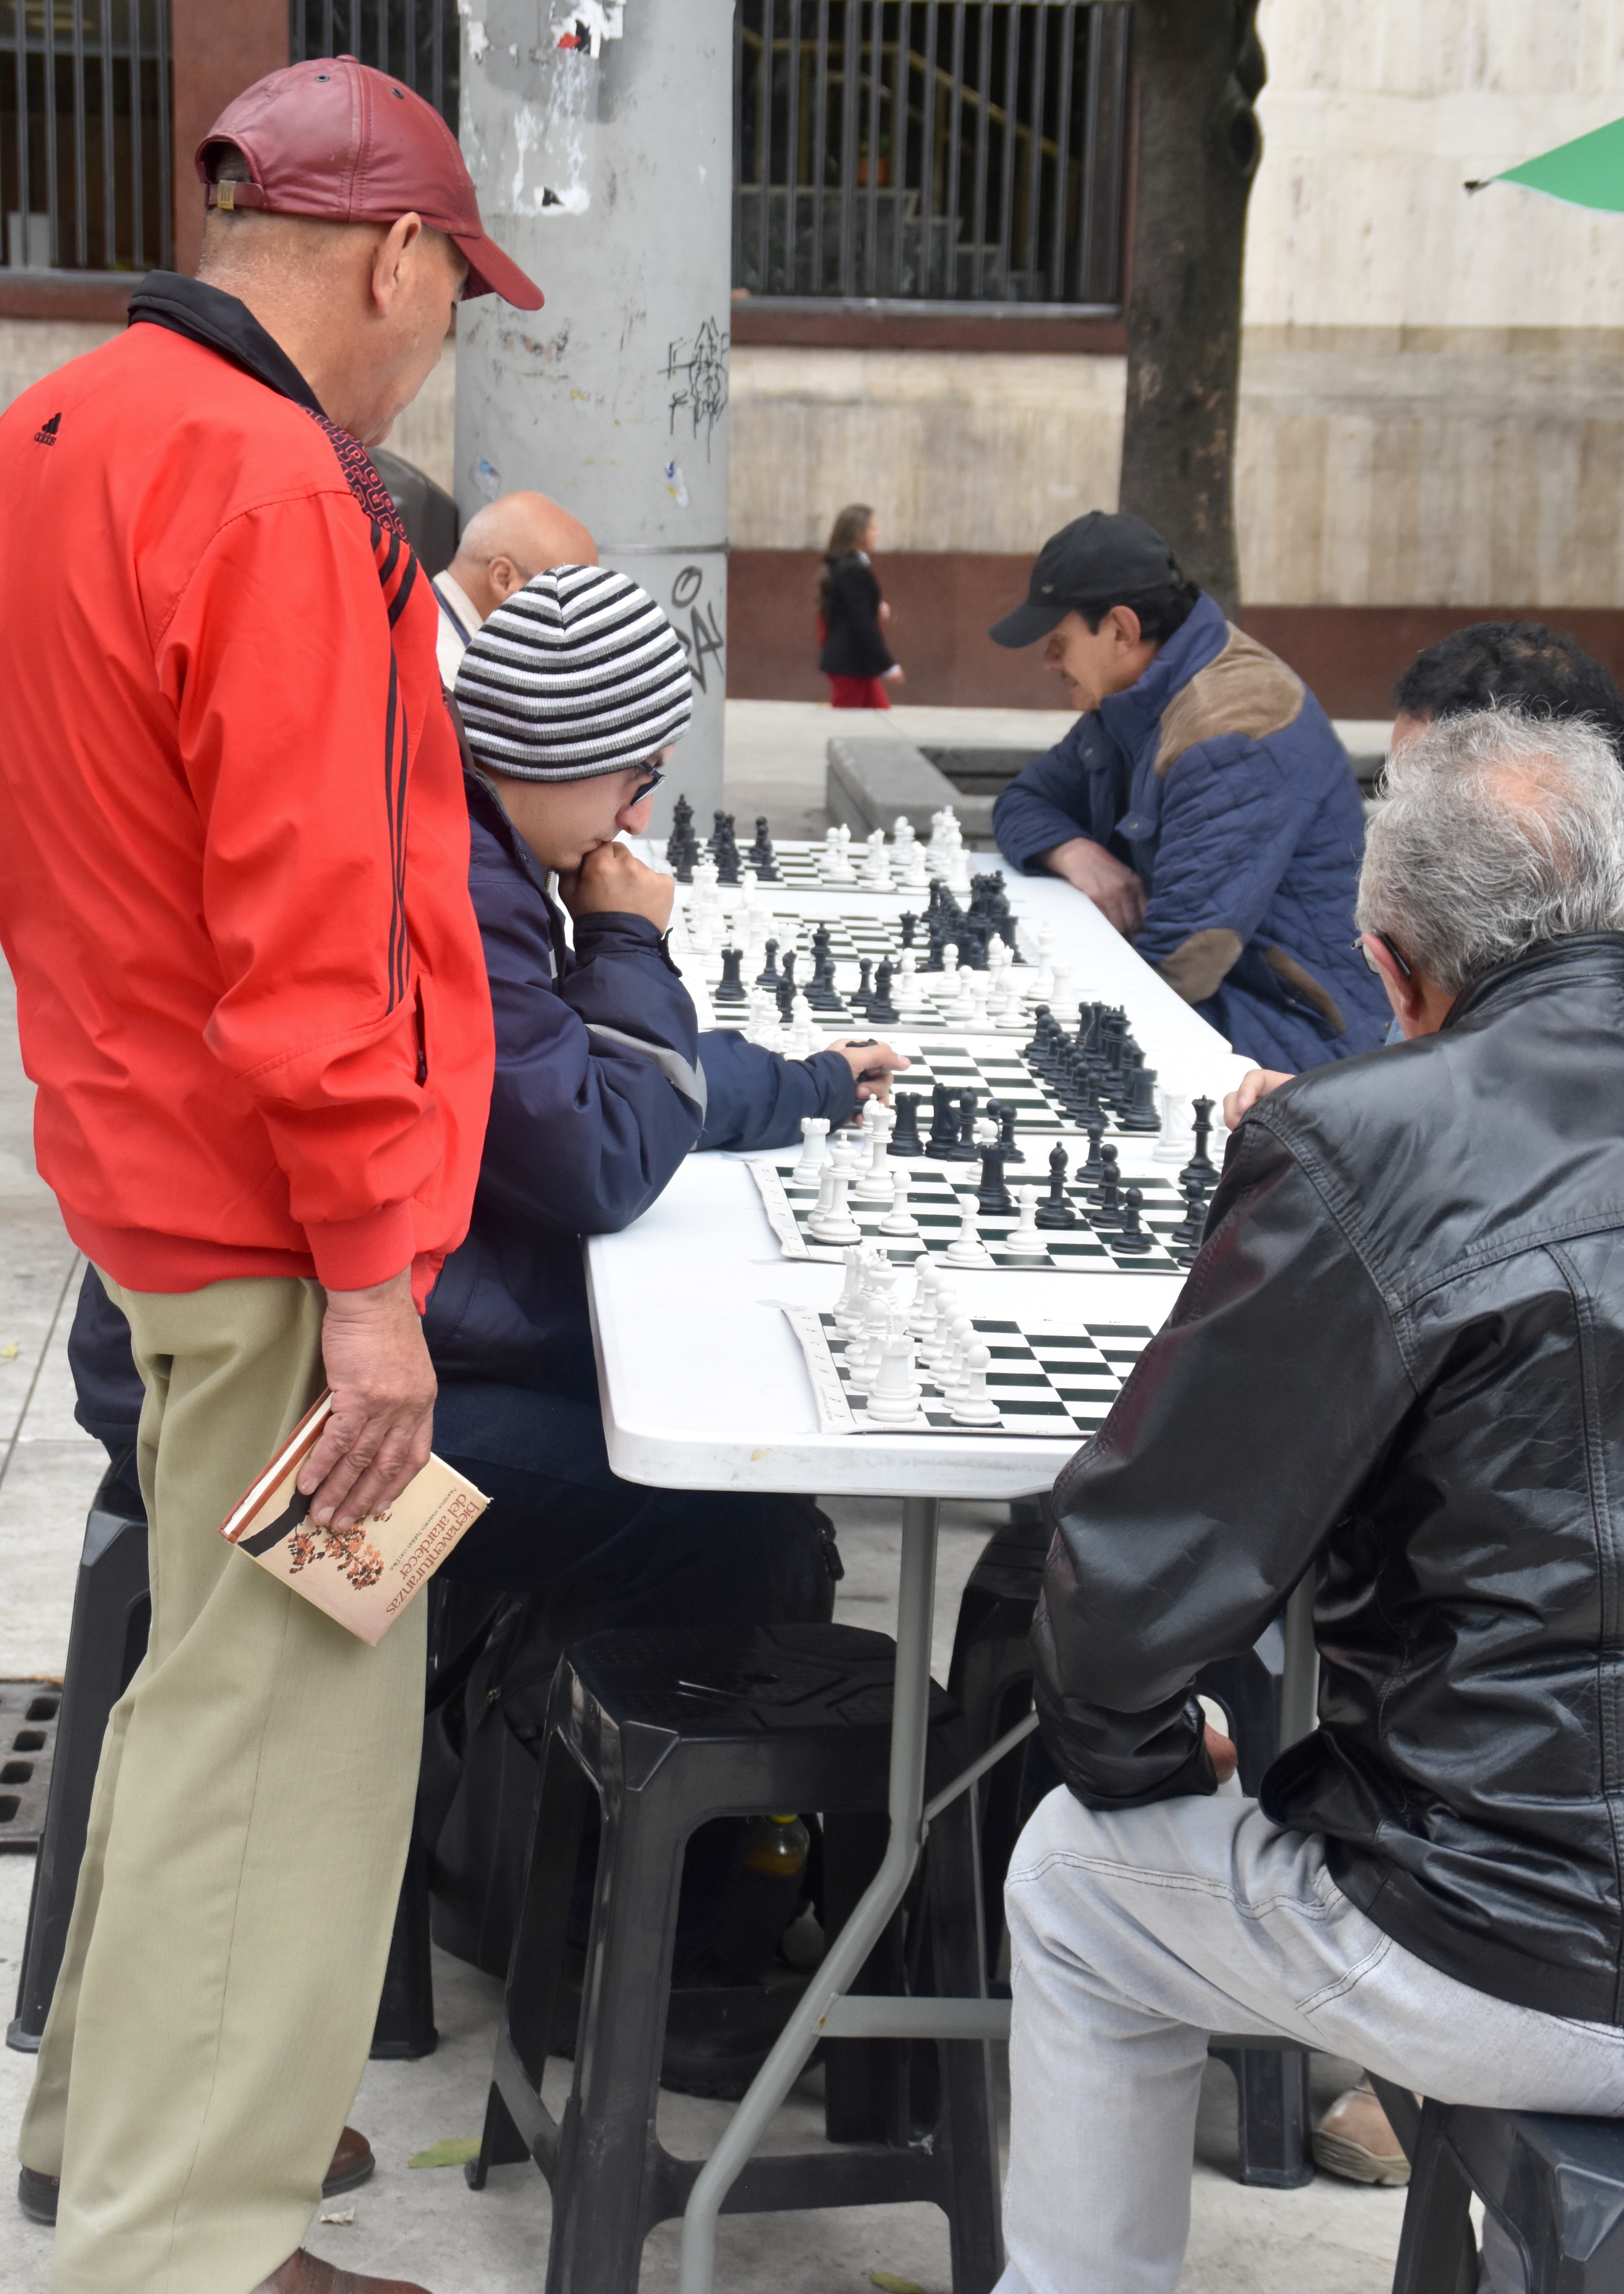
[454,564,693,779]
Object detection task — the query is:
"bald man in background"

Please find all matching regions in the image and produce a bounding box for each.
[432,491,597,685]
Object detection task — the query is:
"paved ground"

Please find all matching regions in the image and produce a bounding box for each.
[0,703,1409,2291]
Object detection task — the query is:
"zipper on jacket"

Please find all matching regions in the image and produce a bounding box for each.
[414,980,428,1085]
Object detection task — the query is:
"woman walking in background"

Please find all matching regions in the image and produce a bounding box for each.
[818,503,905,707]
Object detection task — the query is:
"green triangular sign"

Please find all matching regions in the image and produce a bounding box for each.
[1469,114,1624,213]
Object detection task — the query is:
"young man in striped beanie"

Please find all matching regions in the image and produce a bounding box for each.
[70,565,907,2089]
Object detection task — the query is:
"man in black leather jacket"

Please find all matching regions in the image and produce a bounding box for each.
[998,708,1624,2294]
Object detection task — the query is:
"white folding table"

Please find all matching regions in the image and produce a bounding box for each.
[582,844,1307,2290]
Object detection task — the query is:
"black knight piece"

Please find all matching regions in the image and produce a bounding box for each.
[714,947,746,1004]
[1034,1143,1078,1229]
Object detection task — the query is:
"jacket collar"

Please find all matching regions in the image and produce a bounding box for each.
[127,271,326,416]
[1096,590,1231,764]
[1446,932,1624,1031]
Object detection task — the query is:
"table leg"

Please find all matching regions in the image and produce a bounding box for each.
[676,1494,942,2294]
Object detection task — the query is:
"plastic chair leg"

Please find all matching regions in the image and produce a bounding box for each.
[1210,2045,1314,2189]
[1390,2101,1478,2294]
[926,1786,1006,2293]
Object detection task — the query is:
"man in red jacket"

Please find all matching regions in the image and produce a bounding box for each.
[0,59,538,2294]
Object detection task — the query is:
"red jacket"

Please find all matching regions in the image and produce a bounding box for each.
[0,303,494,1300]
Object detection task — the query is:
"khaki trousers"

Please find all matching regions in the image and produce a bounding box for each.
[19,1275,427,2294]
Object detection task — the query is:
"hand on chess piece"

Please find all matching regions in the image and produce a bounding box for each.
[1223,1067,1292,1128]
[557,838,675,930]
[827,1037,910,1106]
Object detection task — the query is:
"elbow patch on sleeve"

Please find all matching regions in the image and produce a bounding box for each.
[1156,927,1244,1005]
[1264,949,1346,1038]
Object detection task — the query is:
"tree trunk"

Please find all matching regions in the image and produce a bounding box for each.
[1118,0,1266,616]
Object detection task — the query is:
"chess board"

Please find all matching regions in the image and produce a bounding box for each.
[752,1157,1191,1274]
[783,1304,1157,1438]
[686,908,920,972]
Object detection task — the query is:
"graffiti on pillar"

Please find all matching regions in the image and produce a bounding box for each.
[552,3,624,55]
[663,320,729,459]
[671,563,725,696]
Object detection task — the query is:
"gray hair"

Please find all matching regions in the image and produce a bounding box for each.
[1356,708,1624,994]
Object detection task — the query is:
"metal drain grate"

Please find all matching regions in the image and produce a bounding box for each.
[0,1680,61,1850]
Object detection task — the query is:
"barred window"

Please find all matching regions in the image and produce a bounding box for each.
[289,0,456,127]
[732,0,1130,308]
[1,0,172,272]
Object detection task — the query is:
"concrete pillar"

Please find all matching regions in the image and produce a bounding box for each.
[456,0,733,836]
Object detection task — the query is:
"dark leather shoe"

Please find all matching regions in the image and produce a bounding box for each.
[253,2253,433,2294]
[17,2127,377,2225]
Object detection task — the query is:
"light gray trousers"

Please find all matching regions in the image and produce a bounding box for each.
[996,1786,1624,2294]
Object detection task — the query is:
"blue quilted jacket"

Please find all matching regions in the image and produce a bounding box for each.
[991,594,1388,1071]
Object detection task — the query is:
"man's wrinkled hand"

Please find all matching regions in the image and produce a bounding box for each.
[558,840,675,930]
[1041,837,1146,938]
[1223,1068,1291,1129]
[296,1269,436,1531]
[828,1037,910,1106]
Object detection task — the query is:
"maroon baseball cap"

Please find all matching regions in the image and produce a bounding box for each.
[196,55,542,310]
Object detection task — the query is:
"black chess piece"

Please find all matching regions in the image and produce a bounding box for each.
[1034,1142,1078,1229]
[1090,1146,1123,1226]
[1113,1186,1153,1253]
[851,958,875,1014]
[1119,1062,1160,1132]
[889,1093,924,1156]
[922,1083,958,1160]
[1079,1117,1106,1188]
[946,1088,981,1161]
[775,976,796,1023]
[755,938,781,991]
[899,912,918,948]
[1169,1173,1209,1254]
[868,960,899,1025]
[806,953,844,1011]
[747,816,778,881]
[811,923,833,968]
[975,1132,1013,1217]
[989,1098,1024,1165]
[666,794,694,865]
[714,947,747,1005]
[1181,1096,1220,1186]
[781,948,798,990]
[715,826,741,886]
[925,922,948,973]
[1023,1004,1053,1064]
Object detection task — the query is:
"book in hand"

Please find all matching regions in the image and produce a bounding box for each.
[219,1392,489,1645]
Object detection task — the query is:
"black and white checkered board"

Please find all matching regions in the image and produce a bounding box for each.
[724,838,937,893]
[753,1158,1188,1274]
[690,909,915,974]
[783,1305,1156,1438]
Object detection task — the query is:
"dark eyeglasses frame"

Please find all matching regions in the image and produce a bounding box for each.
[629,765,666,807]
[1353,931,1412,982]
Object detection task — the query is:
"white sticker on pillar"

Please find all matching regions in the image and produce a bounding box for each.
[551,3,625,56]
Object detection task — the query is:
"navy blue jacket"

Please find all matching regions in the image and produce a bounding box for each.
[69,772,858,1439]
[991,594,1388,1072]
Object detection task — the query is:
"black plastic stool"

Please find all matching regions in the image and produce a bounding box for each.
[1391,2100,1624,2294]
[7,1457,436,2061]
[471,1620,1003,2294]
[946,1510,1312,2190]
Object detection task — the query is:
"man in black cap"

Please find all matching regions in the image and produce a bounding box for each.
[990,511,1388,1071]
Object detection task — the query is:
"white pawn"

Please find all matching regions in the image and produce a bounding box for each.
[1007,1186,1047,1260]
[1049,966,1074,1025]
[925,1286,962,1376]
[879,1169,921,1238]
[967,972,993,1031]
[808,1163,861,1244]
[908,1256,940,1337]
[950,1341,1003,1426]
[793,1115,830,1186]
[946,967,978,1025]
[852,1104,895,1205]
[945,1195,994,1267]
[1031,922,1055,1001]
[894,949,927,1014]
[941,1310,977,1393]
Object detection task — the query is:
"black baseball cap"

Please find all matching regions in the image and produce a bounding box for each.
[988,511,1186,649]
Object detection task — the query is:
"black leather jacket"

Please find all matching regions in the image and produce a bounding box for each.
[1034,934,1624,2025]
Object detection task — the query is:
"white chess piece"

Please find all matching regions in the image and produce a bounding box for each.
[864,1317,926,1425]
[946,968,978,1026]
[894,950,926,1014]
[823,825,857,884]
[949,1342,1003,1426]
[945,1195,994,1267]
[833,1244,866,1332]
[908,1256,940,1337]
[1007,1187,1046,1259]
[1153,1090,1195,1165]
[967,973,993,1030]
[852,1104,896,1205]
[788,992,818,1058]
[793,1115,830,1186]
[1031,922,1055,1001]
[941,1310,977,1392]
[879,1170,921,1238]
[1048,967,1074,1030]
[925,1284,961,1374]
[808,1164,862,1244]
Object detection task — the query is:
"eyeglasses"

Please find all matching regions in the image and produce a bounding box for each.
[629,765,665,808]
[1353,931,1412,982]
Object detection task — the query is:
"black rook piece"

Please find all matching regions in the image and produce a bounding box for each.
[924,1084,959,1160]
[975,1134,1014,1217]
[1034,1143,1078,1230]
[889,1093,924,1156]
[1120,1063,1161,1132]
[714,947,746,1005]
